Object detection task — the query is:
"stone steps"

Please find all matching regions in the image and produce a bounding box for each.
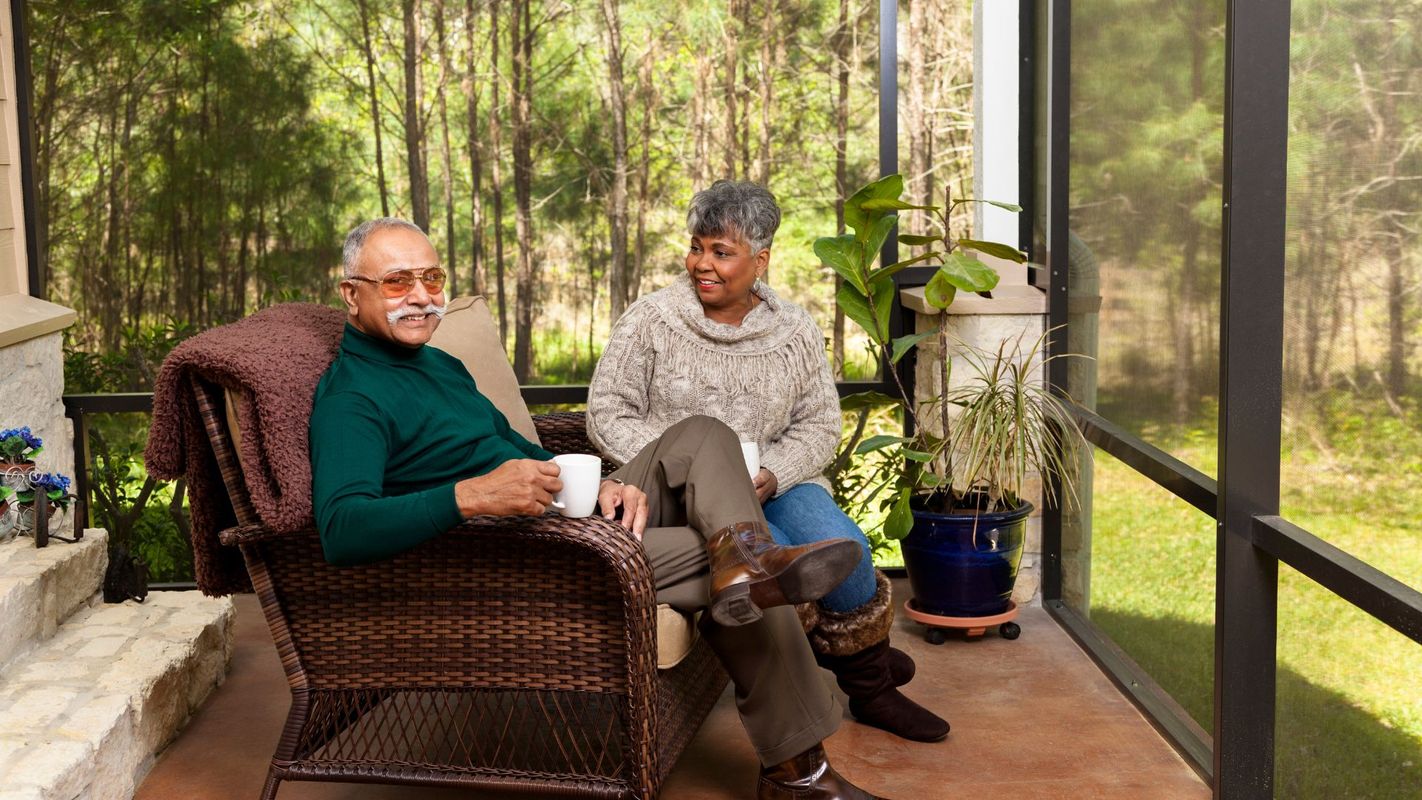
[0,529,107,672]
[0,588,234,800]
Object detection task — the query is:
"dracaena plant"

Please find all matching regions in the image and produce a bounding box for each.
[817,174,1083,540]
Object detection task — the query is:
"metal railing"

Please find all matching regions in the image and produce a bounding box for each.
[1038,1,1422,796]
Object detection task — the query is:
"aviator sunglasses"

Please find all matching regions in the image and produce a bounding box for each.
[346,267,448,299]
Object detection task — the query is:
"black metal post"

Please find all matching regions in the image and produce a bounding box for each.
[70,407,90,530]
[1017,0,1036,258]
[10,0,43,298]
[1040,0,1070,604]
[33,476,47,547]
[878,0,899,273]
[1215,0,1290,795]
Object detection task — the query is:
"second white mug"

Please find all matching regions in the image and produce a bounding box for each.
[740,441,760,478]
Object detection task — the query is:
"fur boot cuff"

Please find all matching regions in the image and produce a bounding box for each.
[808,570,894,657]
[795,602,820,634]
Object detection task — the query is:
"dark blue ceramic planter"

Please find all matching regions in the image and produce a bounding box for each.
[902,500,1033,617]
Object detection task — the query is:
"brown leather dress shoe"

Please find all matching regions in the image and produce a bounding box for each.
[758,743,887,800]
[707,522,863,627]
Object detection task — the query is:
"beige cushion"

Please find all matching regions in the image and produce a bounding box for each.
[656,606,700,669]
[428,296,541,446]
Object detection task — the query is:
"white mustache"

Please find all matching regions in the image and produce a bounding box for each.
[387,303,446,326]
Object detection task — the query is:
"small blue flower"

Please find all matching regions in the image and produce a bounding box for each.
[32,472,71,493]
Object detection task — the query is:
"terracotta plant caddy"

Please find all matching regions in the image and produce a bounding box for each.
[903,597,1022,645]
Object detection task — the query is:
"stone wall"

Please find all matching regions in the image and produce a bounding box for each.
[1,328,75,537]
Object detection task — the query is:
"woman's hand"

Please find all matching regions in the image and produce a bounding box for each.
[753,468,778,504]
[598,480,649,540]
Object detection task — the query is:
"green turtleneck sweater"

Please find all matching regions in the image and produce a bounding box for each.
[310,323,553,565]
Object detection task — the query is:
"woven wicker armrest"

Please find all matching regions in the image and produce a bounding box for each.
[451,511,647,572]
[218,523,290,547]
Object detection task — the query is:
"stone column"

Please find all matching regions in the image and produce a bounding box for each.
[1,298,78,536]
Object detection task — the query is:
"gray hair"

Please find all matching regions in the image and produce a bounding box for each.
[342,217,426,277]
[686,180,781,253]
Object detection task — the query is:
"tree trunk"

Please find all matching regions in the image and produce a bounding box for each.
[831,0,852,378]
[403,0,431,230]
[599,0,631,319]
[753,3,775,185]
[465,0,486,296]
[632,44,658,304]
[511,0,535,381]
[905,0,930,207]
[489,0,509,340]
[434,0,458,295]
[356,0,391,217]
[691,54,711,187]
[722,0,741,179]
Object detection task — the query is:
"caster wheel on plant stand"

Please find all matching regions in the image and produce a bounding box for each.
[904,599,1021,642]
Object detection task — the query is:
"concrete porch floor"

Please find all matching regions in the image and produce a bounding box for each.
[135,587,1208,799]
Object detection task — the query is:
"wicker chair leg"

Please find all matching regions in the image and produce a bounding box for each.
[259,771,282,800]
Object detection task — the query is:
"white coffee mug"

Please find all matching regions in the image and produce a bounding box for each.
[550,453,602,518]
[740,441,760,479]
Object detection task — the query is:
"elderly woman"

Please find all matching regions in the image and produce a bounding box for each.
[587,180,948,743]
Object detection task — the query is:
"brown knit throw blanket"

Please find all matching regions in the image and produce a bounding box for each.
[146,303,346,595]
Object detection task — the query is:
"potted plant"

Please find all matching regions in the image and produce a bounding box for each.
[816,174,1086,623]
[0,471,75,541]
[0,426,43,486]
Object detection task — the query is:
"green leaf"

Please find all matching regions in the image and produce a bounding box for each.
[836,282,883,345]
[861,212,897,260]
[940,251,1001,293]
[890,329,937,364]
[867,273,895,343]
[870,250,941,283]
[814,234,867,294]
[860,198,936,212]
[885,488,914,540]
[987,200,1023,213]
[924,270,958,309]
[902,449,935,462]
[897,233,942,246]
[839,391,903,411]
[958,238,1027,263]
[845,174,904,235]
[855,434,911,455]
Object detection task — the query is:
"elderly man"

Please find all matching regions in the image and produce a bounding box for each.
[309,217,891,800]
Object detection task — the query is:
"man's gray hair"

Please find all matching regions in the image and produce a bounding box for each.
[342,217,426,277]
[686,180,782,253]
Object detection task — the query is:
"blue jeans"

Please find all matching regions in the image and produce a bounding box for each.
[763,484,876,613]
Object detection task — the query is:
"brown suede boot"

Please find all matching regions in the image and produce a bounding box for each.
[707,522,863,626]
[799,598,914,687]
[758,743,887,800]
[810,572,949,742]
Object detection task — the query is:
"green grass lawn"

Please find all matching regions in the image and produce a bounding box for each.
[1088,397,1422,798]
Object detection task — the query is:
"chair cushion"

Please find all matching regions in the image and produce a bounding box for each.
[657,606,700,669]
[428,296,542,446]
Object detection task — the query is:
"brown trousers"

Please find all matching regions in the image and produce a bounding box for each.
[609,415,841,766]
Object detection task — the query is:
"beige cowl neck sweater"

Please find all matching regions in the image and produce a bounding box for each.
[587,276,840,497]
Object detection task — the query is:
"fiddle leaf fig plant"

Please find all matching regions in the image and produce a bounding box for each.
[819,174,1083,540]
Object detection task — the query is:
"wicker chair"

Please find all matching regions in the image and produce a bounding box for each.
[191,378,728,799]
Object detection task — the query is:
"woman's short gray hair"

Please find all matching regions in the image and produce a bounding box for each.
[342,217,426,277]
[686,180,781,253]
